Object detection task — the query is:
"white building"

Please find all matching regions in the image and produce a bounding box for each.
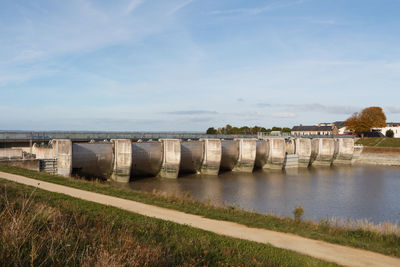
[373,122,400,138]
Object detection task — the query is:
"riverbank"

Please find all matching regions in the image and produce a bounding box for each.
[1,179,336,266]
[354,147,400,166]
[1,164,399,258]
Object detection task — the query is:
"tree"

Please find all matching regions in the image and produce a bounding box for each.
[345,106,386,137]
[386,129,394,138]
[206,127,217,134]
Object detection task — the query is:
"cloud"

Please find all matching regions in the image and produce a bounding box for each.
[236,98,245,102]
[257,102,360,115]
[271,112,296,118]
[166,110,218,115]
[124,0,144,15]
[168,0,195,15]
[386,106,400,114]
[209,0,307,16]
[256,102,271,108]
[284,103,360,114]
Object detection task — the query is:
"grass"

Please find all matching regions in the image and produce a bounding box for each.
[1,164,400,258]
[356,137,400,147]
[0,179,337,266]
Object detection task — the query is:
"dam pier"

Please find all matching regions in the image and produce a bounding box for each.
[0,132,358,182]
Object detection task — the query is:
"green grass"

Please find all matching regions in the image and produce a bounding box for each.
[0,179,336,266]
[356,137,400,147]
[1,164,400,258]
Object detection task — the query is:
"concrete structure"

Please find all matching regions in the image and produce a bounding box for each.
[285,139,295,155]
[255,140,269,169]
[200,139,221,175]
[353,147,400,166]
[232,138,256,173]
[111,139,132,183]
[295,138,312,168]
[264,138,286,170]
[32,144,53,159]
[0,159,40,171]
[220,140,239,171]
[159,139,181,179]
[52,139,72,176]
[131,141,163,178]
[311,138,335,166]
[333,138,354,165]
[283,154,299,169]
[0,148,23,160]
[180,141,204,174]
[71,143,114,180]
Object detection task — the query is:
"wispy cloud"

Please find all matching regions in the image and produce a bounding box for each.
[257,103,360,115]
[387,107,400,114]
[166,110,218,115]
[209,0,306,16]
[168,0,195,15]
[124,0,144,15]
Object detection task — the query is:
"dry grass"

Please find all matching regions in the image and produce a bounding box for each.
[0,188,167,266]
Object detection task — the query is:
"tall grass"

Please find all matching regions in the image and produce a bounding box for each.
[0,188,166,266]
[0,181,338,266]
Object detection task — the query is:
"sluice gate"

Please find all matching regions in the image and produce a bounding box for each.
[1,136,357,182]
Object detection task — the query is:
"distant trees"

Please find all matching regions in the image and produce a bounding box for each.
[205,125,290,135]
[206,127,218,134]
[386,129,394,138]
[345,106,386,137]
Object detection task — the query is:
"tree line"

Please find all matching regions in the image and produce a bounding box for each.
[206,125,291,135]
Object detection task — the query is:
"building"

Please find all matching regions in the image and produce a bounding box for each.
[373,122,400,138]
[291,125,338,136]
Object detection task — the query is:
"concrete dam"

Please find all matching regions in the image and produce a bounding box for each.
[0,136,357,182]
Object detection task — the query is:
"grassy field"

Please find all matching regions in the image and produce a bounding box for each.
[0,179,336,266]
[356,137,400,147]
[1,164,400,258]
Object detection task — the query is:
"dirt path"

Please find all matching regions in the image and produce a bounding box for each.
[1,171,399,267]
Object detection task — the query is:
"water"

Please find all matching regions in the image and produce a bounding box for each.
[123,166,400,224]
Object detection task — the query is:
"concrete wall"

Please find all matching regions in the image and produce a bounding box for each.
[311,138,335,166]
[0,159,40,171]
[52,139,72,176]
[0,148,23,160]
[285,139,295,155]
[32,144,53,159]
[333,138,354,165]
[72,143,114,179]
[232,138,256,173]
[295,138,312,168]
[159,139,181,179]
[180,141,204,174]
[255,140,269,169]
[200,139,221,175]
[111,139,132,183]
[131,142,163,177]
[353,147,400,166]
[220,140,239,171]
[264,138,286,170]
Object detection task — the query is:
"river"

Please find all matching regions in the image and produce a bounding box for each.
[122,166,400,224]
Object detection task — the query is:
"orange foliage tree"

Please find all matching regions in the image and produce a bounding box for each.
[345,107,386,137]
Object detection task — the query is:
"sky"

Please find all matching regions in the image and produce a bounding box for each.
[1,0,400,131]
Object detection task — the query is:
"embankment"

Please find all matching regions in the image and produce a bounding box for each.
[355,147,400,166]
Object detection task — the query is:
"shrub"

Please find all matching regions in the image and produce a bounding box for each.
[293,206,304,223]
[386,129,394,138]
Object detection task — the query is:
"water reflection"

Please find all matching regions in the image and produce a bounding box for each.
[124,166,400,224]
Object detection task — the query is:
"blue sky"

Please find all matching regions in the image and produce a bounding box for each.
[1,0,400,131]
